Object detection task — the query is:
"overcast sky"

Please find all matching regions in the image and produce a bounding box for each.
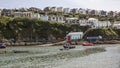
[0,0,120,11]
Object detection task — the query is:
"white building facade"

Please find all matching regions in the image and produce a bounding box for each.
[50,7,57,12]
[78,9,86,15]
[31,13,40,19]
[65,18,79,24]
[40,15,65,23]
[63,8,70,13]
[79,19,90,26]
[87,18,111,28]
[14,12,33,18]
[40,15,49,21]
[57,7,63,12]
[112,21,120,29]
[14,12,40,19]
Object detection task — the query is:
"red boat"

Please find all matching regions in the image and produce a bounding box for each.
[82,43,93,46]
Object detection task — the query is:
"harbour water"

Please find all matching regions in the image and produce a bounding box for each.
[0,44,120,68]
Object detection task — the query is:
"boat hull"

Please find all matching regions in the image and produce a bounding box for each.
[82,43,93,46]
[0,46,6,48]
[63,46,75,49]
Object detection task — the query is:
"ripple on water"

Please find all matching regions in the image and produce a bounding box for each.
[0,46,106,68]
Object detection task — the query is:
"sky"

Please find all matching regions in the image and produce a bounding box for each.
[0,0,120,11]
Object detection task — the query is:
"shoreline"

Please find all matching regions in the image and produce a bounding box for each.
[3,40,120,47]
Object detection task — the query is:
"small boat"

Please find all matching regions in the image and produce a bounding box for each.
[63,45,76,49]
[82,43,93,46]
[0,43,6,49]
[0,45,6,48]
[60,45,76,51]
[60,43,76,51]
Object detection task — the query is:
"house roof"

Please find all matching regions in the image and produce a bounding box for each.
[66,18,78,20]
[67,32,83,35]
[113,23,120,26]
[88,18,98,21]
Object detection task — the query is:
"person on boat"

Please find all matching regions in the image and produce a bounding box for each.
[63,42,70,48]
[63,43,67,48]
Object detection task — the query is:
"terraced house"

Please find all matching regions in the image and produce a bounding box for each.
[14,12,40,19]
[40,14,65,23]
[1,9,14,17]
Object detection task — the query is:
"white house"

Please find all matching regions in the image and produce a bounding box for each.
[112,21,120,29]
[65,18,79,24]
[57,7,63,12]
[88,18,98,23]
[99,10,107,16]
[14,12,33,18]
[14,12,40,19]
[31,13,40,19]
[107,11,114,17]
[49,15,57,22]
[88,18,111,28]
[40,15,49,21]
[70,8,79,14]
[40,15,65,23]
[43,7,51,11]
[66,32,83,41]
[89,10,99,15]
[50,7,57,12]
[79,19,89,26]
[56,16,65,23]
[2,9,14,16]
[63,8,70,13]
[49,15,65,23]
[78,9,86,15]
[93,21,111,28]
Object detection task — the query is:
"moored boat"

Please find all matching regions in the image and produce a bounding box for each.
[60,43,76,50]
[0,43,6,49]
[82,43,93,46]
[63,45,75,49]
[0,45,6,48]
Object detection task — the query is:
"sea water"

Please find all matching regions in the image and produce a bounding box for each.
[0,44,118,68]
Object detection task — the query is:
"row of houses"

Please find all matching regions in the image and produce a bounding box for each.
[0,9,120,29]
[43,7,120,17]
[1,7,120,17]
[13,11,120,29]
[65,18,112,28]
